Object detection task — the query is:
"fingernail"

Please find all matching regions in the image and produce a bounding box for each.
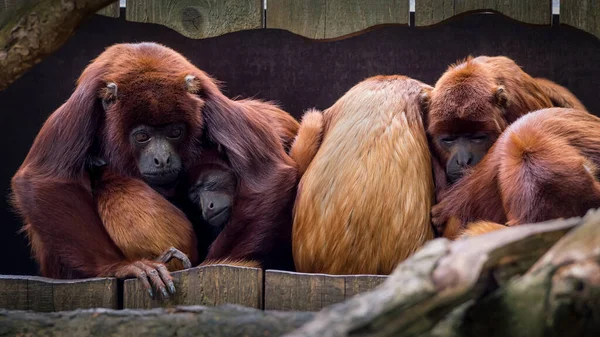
[162,288,169,299]
[168,282,176,294]
[148,289,154,298]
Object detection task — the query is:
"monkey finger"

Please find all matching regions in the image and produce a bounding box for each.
[155,264,176,294]
[155,247,192,269]
[135,261,169,300]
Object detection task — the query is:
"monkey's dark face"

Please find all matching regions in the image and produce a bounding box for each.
[188,168,236,233]
[436,132,494,184]
[130,123,186,187]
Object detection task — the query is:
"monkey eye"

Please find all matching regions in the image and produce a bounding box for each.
[134,132,150,143]
[440,137,456,145]
[168,128,182,139]
[470,134,488,143]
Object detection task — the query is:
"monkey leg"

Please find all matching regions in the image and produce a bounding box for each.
[155,247,192,269]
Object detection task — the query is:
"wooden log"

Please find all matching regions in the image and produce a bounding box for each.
[561,0,600,39]
[0,275,118,312]
[415,0,552,26]
[266,0,409,39]
[123,264,263,309]
[264,271,386,311]
[0,305,316,337]
[125,0,262,39]
[285,212,586,336]
[97,1,120,18]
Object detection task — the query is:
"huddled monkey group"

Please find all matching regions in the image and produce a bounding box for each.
[11,43,598,299]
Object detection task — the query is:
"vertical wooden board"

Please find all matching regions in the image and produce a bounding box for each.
[0,276,28,310]
[264,271,345,311]
[344,275,387,299]
[198,265,263,308]
[123,265,263,309]
[324,0,409,38]
[26,277,55,312]
[97,1,120,18]
[266,0,326,39]
[52,278,118,311]
[561,0,600,39]
[126,0,262,39]
[416,0,552,26]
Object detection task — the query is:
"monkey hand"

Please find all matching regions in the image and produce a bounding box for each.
[156,247,192,269]
[431,201,451,236]
[113,260,176,300]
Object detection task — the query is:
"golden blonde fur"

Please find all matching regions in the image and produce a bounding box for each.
[458,221,508,239]
[291,75,435,275]
[289,109,324,176]
[96,171,198,271]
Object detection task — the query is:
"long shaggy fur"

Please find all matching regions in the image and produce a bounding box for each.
[11,42,298,278]
[432,108,600,236]
[291,75,435,275]
[428,55,587,202]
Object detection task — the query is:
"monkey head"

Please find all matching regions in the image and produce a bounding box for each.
[186,145,237,234]
[427,57,509,184]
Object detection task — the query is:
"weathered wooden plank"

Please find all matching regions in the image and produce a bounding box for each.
[0,276,28,310]
[52,278,118,311]
[126,0,262,39]
[96,1,120,18]
[267,0,409,39]
[415,0,552,26]
[0,275,118,312]
[123,265,263,309]
[561,0,600,39]
[344,275,387,299]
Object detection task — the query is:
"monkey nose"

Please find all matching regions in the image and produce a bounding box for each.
[153,155,171,168]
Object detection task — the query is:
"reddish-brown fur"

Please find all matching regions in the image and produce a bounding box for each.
[432,108,600,236]
[428,55,587,202]
[291,75,435,275]
[95,170,199,271]
[11,42,297,278]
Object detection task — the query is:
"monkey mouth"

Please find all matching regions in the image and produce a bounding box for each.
[206,208,230,229]
[143,170,180,185]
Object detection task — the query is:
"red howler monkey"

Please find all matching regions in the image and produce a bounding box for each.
[432,108,600,238]
[290,75,435,275]
[11,42,298,298]
[426,55,587,238]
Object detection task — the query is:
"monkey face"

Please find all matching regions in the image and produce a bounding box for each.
[188,168,237,234]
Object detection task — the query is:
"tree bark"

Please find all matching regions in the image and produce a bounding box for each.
[0,0,117,91]
[0,304,315,337]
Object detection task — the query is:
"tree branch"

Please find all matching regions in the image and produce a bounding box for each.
[0,0,118,91]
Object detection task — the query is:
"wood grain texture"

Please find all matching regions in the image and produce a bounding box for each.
[267,0,408,39]
[126,0,262,39]
[264,271,387,311]
[123,265,263,309]
[561,0,599,39]
[96,1,119,18]
[415,0,552,26]
[0,276,117,312]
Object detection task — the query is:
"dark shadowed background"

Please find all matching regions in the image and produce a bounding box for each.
[0,12,598,275]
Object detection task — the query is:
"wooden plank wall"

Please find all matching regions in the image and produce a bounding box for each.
[0,266,387,312]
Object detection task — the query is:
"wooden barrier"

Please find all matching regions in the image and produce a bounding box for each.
[0,275,118,312]
[0,267,387,312]
[264,271,387,311]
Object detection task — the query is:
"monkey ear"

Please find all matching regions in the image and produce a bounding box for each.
[494,85,508,108]
[185,74,202,94]
[419,87,432,126]
[100,82,118,111]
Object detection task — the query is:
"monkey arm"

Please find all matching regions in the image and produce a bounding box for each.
[431,154,506,238]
